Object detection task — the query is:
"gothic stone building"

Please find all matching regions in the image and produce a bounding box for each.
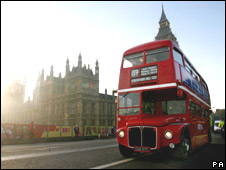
[2,5,177,129]
[31,53,116,128]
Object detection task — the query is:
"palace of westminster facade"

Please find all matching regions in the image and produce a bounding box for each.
[2,54,116,127]
[2,5,178,128]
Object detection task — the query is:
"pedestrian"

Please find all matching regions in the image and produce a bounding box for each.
[114,126,116,137]
[6,126,12,143]
[74,124,79,138]
[111,127,114,137]
[1,126,5,144]
[29,122,35,141]
[209,113,213,129]
[13,124,17,140]
[1,126,5,136]
[20,126,24,141]
[218,118,225,129]
[218,118,225,138]
[103,128,106,138]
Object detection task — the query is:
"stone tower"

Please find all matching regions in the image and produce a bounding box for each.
[155,5,179,46]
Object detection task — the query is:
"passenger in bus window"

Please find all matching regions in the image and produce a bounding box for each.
[143,100,155,115]
[150,56,157,63]
[142,101,149,113]
[150,102,155,114]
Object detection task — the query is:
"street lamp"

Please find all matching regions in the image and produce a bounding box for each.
[211,107,216,114]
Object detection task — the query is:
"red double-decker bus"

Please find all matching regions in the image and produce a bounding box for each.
[116,40,211,159]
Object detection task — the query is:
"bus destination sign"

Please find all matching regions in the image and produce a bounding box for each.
[141,65,158,76]
[131,75,157,83]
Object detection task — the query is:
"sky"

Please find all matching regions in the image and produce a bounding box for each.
[1,1,225,111]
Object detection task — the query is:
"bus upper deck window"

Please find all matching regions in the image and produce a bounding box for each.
[123,52,143,68]
[146,47,170,64]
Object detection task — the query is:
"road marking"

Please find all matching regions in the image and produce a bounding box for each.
[90,158,135,169]
[1,144,118,161]
[1,139,117,153]
[4,146,61,153]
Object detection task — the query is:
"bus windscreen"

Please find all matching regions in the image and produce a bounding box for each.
[123,52,143,68]
[119,92,140,116]
[146,47,170,63]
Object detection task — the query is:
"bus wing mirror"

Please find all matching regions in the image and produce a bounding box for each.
[112,90,118,95]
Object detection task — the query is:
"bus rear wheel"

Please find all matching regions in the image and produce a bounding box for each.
[119,144,134,158]
[173,135,190,160]
[208,128,212,144]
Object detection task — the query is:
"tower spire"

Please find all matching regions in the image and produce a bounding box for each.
[155,5,179,46]
[160,3,167,22]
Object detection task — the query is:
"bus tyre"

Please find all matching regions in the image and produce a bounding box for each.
[173,135,190,160]
[119,144,134,158]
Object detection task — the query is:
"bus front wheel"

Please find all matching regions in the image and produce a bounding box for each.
[119,144,134,158]
[173,135,191,160]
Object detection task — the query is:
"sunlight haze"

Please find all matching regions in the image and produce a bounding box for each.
[1,1,225,111]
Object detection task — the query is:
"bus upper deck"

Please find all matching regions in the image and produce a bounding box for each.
[118,40,210,106]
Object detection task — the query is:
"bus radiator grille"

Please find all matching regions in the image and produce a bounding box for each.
[129,127,141,147]
[129,127,156,148]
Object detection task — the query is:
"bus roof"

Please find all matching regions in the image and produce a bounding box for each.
[122,39,208,90]
[123,40,179,57]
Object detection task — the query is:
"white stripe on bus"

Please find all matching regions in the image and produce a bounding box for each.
[118,83,177,93]
[178,85,210,107]
[117,83,210,108]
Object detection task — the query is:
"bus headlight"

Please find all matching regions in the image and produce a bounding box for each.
[165,130,173,139]
[119,130,125,138]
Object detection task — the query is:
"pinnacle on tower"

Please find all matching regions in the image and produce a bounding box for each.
[78,52,82,68]
[50,65,54,77]
[41,69,44,81]
[66,58,70,77]
[66,57,69,64]
[95,59,99,76]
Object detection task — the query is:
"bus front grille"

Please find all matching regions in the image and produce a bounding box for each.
[128,126,157,149]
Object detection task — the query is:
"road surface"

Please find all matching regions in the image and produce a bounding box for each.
[1,132,225,169]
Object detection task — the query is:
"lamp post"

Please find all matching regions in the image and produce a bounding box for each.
[112,90,117,130]
[212,107,215,114]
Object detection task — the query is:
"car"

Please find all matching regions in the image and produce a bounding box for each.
[213,120,221,133]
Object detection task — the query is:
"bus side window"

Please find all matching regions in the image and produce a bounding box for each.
[206,109,209,118]
[190,102,196,115]
[185,59,192,74]
[173,48,184,66]
[196,104,201,117]
[201,108,205,118]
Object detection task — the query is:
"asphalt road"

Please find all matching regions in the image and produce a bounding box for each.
[1,132,225,169]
